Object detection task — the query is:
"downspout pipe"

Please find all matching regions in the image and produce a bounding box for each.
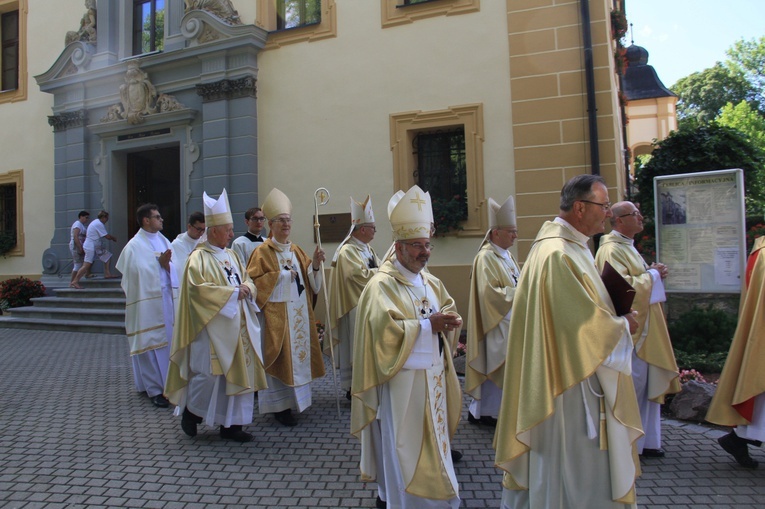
[580,0,600,175]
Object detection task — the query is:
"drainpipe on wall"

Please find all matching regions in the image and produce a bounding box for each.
[580,0,600,176]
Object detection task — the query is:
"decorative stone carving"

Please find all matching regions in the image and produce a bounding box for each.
[48,110,87,132]
[65,0,97,46]
[156,93,186,113]
[101,62,186,124]
[185,0,242,25]
[195,76,257,103]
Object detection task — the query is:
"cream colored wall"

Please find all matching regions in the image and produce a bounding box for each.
[254,0,515,270]
[0,0,83,278]
[626,96,678,170]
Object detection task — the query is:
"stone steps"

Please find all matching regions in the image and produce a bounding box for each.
[0,278,126,334]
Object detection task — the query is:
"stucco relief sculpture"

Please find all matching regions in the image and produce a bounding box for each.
[100,61,186,125]
[65,0,97,45]
[185,0,242,25]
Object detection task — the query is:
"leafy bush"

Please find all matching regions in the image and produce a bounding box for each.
[0,277,46,309]
[669,306,736,372]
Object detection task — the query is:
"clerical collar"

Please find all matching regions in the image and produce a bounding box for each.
[142,229,159,239]
[272,238,292,251]
[245,231,264,242]
[554,217,591,245]
[489,240,510,260]
[394,259,424,286]
[612,230,634,244]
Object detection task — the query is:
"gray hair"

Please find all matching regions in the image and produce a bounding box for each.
[560,174,606,211]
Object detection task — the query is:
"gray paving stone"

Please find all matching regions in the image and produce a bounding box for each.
[3,329,765,508]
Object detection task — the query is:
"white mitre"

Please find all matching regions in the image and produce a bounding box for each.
[332,195,376,265]
[481,195,517,247]
[262,188,292,219]
[389,185,433,241]
[203,188,233,227]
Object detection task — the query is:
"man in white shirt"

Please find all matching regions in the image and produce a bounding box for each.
[232,207,266,266]
[171,211,206,281]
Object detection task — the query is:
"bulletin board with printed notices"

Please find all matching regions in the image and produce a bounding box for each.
[654,169,746,293]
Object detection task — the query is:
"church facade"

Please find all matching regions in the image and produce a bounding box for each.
[0,0,632,311]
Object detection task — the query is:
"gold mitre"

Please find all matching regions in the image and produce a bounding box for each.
[489,195,517,229]
[351,195,375,225]
[203,188,233,227]
[388,185,433,240]
[262,188,292,219]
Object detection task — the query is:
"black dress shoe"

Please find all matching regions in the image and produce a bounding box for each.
[718,431,759,469]
[346,390,352,401]
[450,449,463,463]
[468,413,497,426]
[181,408,202,437]
[375,495,387,508]
[274,409,298,427]
[640,448,665,458]
[220,425,253,443]
[151,394,169,408]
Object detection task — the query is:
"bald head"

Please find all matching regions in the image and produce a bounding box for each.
[609,201,644,238]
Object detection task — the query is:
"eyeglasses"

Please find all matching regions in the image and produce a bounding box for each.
[497,228,518,235]
[250,216,266,222]
[271,217,293,224]
[400,241,434,251]
[363,225,377,232]
[618,211,642,218]
[578,199,612,211]
[191,224,206,233]
[151,214,163,220]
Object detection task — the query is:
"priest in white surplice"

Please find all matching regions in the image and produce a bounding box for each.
[247,188,326,427]
[171,211,206,281]
[465,195,520,426]
[328,195,380,400]
[165,189,267,442]
[116,203,178,408]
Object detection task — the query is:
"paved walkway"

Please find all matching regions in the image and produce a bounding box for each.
[0,329,763,508]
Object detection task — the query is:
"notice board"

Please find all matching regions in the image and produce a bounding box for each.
[654,169,746,293]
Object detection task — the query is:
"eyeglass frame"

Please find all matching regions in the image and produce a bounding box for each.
[399,241,434,251]
[190,223,206,233]
[271,217,293,224]
[577,199,612,211]
[617,210,642,218]
[249,216,266,222]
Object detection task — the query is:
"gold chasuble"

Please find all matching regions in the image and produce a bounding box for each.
[494,221,643,506]
[595,232,680,403]
[465,242,519,398]
[327,239,380,346]
[165,243,267,404]
[351,260,462,500]
[707,236,765,425]
[247,238,325,384]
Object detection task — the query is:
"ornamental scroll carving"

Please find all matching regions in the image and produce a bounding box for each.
[65,0,97,46]
[100,61,186,125]
[48,110,87,132]
[185,0,242,25]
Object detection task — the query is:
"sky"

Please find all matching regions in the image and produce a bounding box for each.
[624,0,765,88]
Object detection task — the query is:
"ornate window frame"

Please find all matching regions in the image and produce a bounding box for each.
[255,0,337,50]
[390,103,486,236]
[0,0,26,105]
[381,0,479,28]
[0,168,23,256]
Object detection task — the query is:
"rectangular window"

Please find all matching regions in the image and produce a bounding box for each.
[133,0,165,55]
[277,0,321,31]
[391,104,486,236]
[1,9,18,92]
[414,129,468,226]
[0,182,16,250]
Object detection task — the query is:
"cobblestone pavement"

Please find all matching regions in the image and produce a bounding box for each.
[1,329,763,508]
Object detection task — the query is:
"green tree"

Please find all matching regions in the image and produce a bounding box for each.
[672,36,765,124]
[672,63,753,124]
[634,123,765,220]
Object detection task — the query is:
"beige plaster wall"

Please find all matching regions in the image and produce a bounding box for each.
[626,96,678,169]
[254,0,515,269]
[0,0,83,278]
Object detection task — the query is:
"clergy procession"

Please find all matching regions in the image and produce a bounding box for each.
[107,174,765,509]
